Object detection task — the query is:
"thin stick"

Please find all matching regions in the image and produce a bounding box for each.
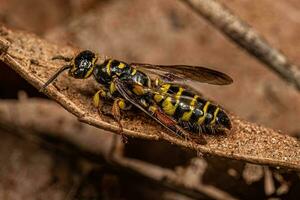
[180,0,300,91]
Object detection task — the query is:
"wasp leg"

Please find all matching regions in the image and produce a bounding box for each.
[93,88,107,109]
[93,87,114,116]
[112,98,131,143]
[94,87,129,143]
[112,98,131,127]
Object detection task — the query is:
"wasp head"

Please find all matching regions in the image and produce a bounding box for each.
[40,50,97,91]
[69,50,97,79]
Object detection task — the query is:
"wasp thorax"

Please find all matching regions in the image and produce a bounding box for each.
[70,50,96,79]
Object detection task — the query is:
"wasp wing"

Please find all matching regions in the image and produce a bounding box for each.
[130,63,233,85]
[114,78,206,144]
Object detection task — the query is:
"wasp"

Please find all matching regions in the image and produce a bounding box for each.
[41,50,233,144]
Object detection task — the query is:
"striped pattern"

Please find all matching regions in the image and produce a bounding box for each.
[154,84,222,133]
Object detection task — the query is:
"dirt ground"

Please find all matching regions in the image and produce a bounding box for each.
[0,0,299,199]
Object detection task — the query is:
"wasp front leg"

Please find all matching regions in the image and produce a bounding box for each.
[93,86,112,115]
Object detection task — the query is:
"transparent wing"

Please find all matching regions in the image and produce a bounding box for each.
[130,63,233,85]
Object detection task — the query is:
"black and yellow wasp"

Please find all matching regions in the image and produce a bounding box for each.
[41,50,233,144]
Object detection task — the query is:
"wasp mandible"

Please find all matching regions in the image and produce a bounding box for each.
[41,50,233,144]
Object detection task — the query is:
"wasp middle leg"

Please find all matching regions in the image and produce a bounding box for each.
[111,98,132,142]
[112,98,131,128]
[93,86,131,140]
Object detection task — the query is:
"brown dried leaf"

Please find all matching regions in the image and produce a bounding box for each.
[0,26,299,171]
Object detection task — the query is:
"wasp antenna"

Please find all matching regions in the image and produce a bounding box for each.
[52,55,72,62]
[40,65,71,92]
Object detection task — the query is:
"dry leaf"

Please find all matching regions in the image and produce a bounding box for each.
[0,26,299,171]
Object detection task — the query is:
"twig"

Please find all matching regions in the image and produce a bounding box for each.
[0,98,237,200]
[180,0,300,91]
[0,26,299,170]
[113,155,238,200]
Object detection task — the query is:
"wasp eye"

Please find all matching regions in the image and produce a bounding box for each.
[71,50,96,78]
[79,59,91,68]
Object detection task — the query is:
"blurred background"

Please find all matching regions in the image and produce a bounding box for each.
[0,0,299,199]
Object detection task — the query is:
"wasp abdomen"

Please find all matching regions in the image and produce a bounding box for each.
[153,84,231,134]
